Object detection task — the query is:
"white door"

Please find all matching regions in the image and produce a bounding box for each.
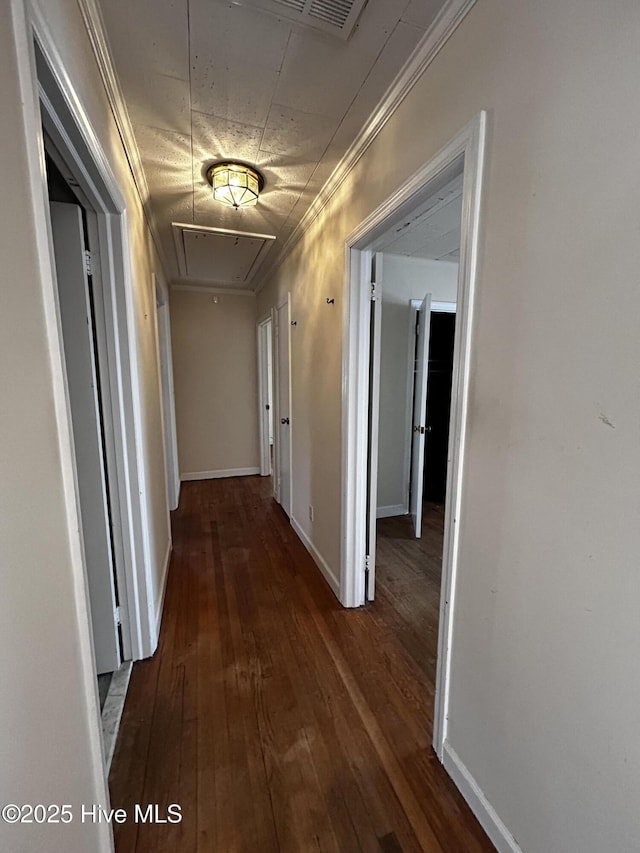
[409,294,432,538]
[257,317,274,477]
[266,321,274,447]
[49,202,121,674]
[276,298,292,517]
[365,252,383,601]
[268,309,277,497]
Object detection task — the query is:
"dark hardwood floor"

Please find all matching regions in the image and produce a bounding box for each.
[375,505,446,684]
[109,477,492,852]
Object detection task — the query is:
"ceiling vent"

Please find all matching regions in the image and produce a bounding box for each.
[241,0,368,40]
[172,223,276,287]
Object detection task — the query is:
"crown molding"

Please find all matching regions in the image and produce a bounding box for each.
[255,0,477,293]
[76,0,172,281]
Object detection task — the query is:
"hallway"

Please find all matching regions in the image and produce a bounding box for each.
[109,477,492,852]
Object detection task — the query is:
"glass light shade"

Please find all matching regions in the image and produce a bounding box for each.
[209,163,262,209]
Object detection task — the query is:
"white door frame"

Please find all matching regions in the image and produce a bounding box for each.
[365,253,383,600]
[274,294,293,515]
[273,307,281,504]
[27,8,158,669]
[154,273,180,511]
[257,312,274,478]
[341,112,487,758]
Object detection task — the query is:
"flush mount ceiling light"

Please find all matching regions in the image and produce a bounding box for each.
[206,162,265,209]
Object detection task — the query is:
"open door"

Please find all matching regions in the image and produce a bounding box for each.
[49,202,121,674]
[257,315,275,478]
[409,294,432,538]
[275,296,292,518]
[365,252,383,601]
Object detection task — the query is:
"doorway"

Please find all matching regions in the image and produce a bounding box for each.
[32,28,160,770]
[274,295,292,517]
[46,155,122,677]
[373,286,458,729]
[421,306,456,506]
[257,314,275,480]
[341,113,487,758]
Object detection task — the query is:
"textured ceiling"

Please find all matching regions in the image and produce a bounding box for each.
[378,173,462,261]
[98,0,447,289]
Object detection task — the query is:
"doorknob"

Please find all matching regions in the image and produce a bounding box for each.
[281,417,290,425]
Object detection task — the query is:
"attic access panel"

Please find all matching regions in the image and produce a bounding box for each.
[234,0,368,40]
[172,223,276,286]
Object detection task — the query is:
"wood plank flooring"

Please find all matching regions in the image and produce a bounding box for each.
[109,477,492,852]
[375,505,446,684]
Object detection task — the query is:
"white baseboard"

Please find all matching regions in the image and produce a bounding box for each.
[291,517,340,600]
[376,504,408,519]
[180,466,260,481]
[154,538,172,641]
[443,741,522,853]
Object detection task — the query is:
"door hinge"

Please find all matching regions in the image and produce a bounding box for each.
[114,606,121,627]
[364,554,370,587]
[84,250,93,276]
[370,283,377,302]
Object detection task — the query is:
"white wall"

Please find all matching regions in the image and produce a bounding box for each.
[171,289,260,478]
[257,1,640,850]
[377,256,458,513]
[0,1,171,849]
